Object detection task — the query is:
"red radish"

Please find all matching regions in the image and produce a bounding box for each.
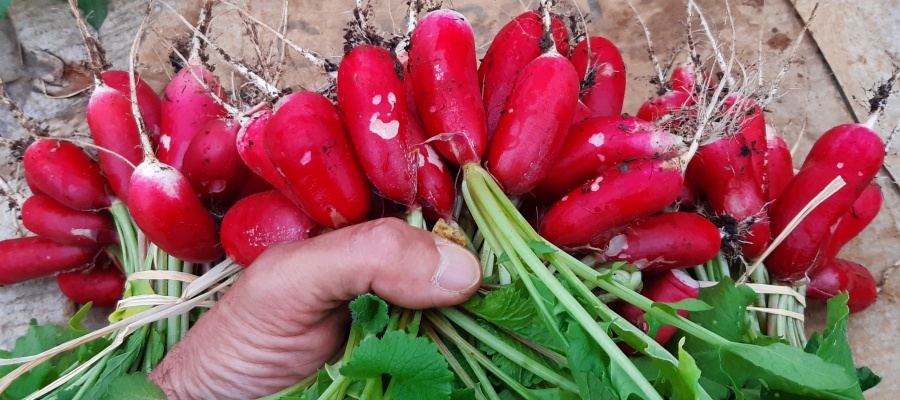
[23,139,111,211]
[669,63,700,94]
[86,83,148,204]
[127,161,223,263]
[569,36,626,118]
[724,95,767,193]
[0,237,100,285]
[765,125,794,201]
[156,64,228,171]
[409,9,487,165]
[413,142,457,220]
[486,52,579,195]
[234,172,275,201]
[181,117,251,209]
[21,195,117,246]
[400,57,456,219]
[612,269,700,348]
[539,159,684,249]
[99,70,162,145]
[235,105,296,199]
[533,116,683,203]
[478,11,569,136]
[588,212,721,274]
[675,179,700,210]
[636,90,692,123]
[767,123,885,282]
[807,258,877,313]
[686,131,769,258]
[265,91,371,228]
[822,182,882,261]
[337,45,416,206]
[572,101,592,124]
[56,259,125,308]
[221,190,323,267]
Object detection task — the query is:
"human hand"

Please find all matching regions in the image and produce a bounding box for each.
[148,218,482,399]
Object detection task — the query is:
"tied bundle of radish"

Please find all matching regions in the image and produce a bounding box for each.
[0,1,891,399]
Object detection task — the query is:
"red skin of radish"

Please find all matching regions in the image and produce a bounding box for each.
[478,11,569,136]
[235,106,297,200]
[21,195,117,246]
[409,9,487,165]
[807,258,877,313]
[487,52,579,195]
[234,172,274,201]
[724,95,767,193]
[766,125,794,201]
[539,159,684,249]
[669,64,700,94]
[822,182,882,261]
[86,84,147,204]
[589,212,722,274]
[0,237,101,285]
[338,45,416,206]
[221,190,323,267]
[23,139,111,211]
[533,116,683,204]
[686,133,770,258]
[127,161,223,263]
[401,61,456,219]
[100,71,161,146]
[157,65,228,171]
[636,90,693,122]
[676,178,701,210]
[570,37,626,118]
[612,269,700,348]
[768,124,885,282]
[572,102,592,124]
[265,92,371,229]
[182,117,251,209]
[57,261,125,308]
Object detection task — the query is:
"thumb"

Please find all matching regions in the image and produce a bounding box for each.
[247,217,482,316]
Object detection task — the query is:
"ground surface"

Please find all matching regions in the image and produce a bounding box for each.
[1,0,898,397]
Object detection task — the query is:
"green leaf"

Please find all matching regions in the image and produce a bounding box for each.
[816,294,853,372]
[475,322,547,387]
[341,330,454,400]
[688,277,758,342]
[0,0,11,20]
[563,323,619,400]
[349,294,390,335]
[496,252,511,266]
[451,388,476,400]
[674,338,702,400]
[856,367,881,392]
[98,373,166,400]
[528,241,558,257]
[463,279,564,351]
[68,303,93,335]
[75,0,108,30]
[0,320,80,399]
[718,341,863,399]
[80,327,150,400]
[144,330,165,371]
[666,298,713,312]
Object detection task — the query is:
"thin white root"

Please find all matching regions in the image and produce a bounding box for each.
[159,1,281,99]
[624,0,665,87]
[129,3,154,161]
[0,76,47,137]
[220,0,337,79]
[67,0,104,83]
[688,0,734,87]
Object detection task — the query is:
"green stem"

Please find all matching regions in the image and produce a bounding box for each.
[422,324,479,392]
[426,313,502,400]
[360,377,383,400]
[109,201,139,275]
[465,167,662,399]
[257,374,317,400]
[166,255,183,352]
[430,312,543,400]
[69,352,111,400]
[439,308,578,392]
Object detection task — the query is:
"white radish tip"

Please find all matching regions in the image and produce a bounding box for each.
[671,269,700,289]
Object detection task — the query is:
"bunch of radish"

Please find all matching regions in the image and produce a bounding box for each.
[0,1,891,398]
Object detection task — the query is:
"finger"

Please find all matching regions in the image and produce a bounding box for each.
[246,217,482,318]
